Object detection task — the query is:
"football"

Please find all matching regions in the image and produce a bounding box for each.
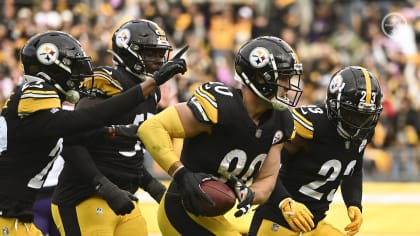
[198,179,236,217]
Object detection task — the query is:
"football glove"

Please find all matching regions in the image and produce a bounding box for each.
[93,176,138,215]
[279,198,314,232]
[173,167,215,216]
[345,206,363,236]
[153,45,188,85]
[108,124,139,139]
[226,176,255,217]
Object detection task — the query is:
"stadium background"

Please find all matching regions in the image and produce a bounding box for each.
[1,0,420,235]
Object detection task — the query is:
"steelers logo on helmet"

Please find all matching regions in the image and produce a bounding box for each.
[36,43,59,65]
[115,28,131,48]
[249,47,270,68]
[329,73,344,94]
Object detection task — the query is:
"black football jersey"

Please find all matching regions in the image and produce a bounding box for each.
[0,78,104,219]
[0,72,146,219]
[262,104,371,226]
[0,81,65,219]
[54,66,160,205]
[182,82,295,182]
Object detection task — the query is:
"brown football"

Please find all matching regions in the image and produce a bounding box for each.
[198,180,236,217]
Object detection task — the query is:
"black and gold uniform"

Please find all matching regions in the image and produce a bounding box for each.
[51,66,160,236]
[51,18,183,236]
[53,66,159,205]
[160,82,295,235]
[249,104,371,235]
[139,36,304,236]
[249,66,383,236]
[0,75,145,233]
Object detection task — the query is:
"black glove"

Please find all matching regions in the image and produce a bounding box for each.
[153,45,188,85]
[139,167,166,203]
[227,176,255,217]
[93,176,138,215]
[173,167,215,216]
[153,59,186,85]
[108,124,139,139]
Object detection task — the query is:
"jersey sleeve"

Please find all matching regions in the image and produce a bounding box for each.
[82,67,124,97]
[17,82,61,117]
[186,82,222,124]
[291,107,315,140]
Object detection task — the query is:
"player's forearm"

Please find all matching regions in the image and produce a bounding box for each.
[250,174,278,204]
[341,169,363,210]
[76,84,146,125]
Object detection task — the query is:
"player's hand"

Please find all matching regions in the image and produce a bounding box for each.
[108,124,139,139]
[279,198,314,232]
[226,176,255,217]
[345,206,363,236]
[93,176,138,215]
[153,45,188,85]
[173,167,215,215]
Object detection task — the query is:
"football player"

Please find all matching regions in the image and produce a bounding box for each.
[51,19,186,236]
[0,30,184,235]
[138,36,304,236]
[248,66,383,236]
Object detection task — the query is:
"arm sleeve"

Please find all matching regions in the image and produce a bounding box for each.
[138,106,185,172]
[341,162,363,211]
[64,127,109,145]
[61,145,103,182]
[24,85,145,138]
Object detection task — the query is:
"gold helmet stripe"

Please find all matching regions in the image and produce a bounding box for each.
[361,67,372,104]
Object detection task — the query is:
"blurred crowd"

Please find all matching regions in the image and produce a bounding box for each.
[1,0,420,181]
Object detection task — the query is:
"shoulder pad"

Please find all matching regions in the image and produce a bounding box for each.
[82,67,123,97]
[18,81,61,116]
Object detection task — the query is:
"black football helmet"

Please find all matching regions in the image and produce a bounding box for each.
[234,36,303,110]
[110,19,172,80]
[326,66,383,139]
[21,31,93,103]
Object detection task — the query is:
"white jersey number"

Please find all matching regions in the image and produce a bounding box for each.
[298,159,356,201]
[217,149,266,183]
[27,138,63,189]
